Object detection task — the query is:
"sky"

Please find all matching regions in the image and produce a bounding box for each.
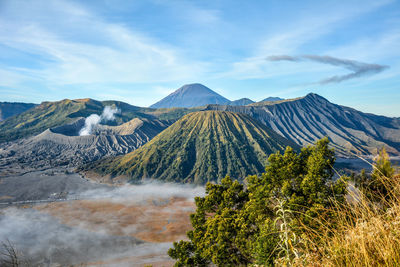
[0,0,399,116]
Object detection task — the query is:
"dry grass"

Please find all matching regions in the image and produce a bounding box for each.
[298,173,400,267]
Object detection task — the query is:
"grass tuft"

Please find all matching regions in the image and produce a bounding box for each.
[297,162,400,266]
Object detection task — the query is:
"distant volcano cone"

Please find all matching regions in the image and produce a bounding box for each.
[149,83,231,108]
[92,110,299,184]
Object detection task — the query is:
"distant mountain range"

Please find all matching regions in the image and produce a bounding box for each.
[149,83,281,108]
[0,98,184,143]
[206,93,400,156]
[2,83,399,159]
[89,111,298,184]
[0,102,37,121]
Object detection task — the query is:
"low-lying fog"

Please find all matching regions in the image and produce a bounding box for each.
[0,182,204,266]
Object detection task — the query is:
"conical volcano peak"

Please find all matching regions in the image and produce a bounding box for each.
[150,84,231,108]
[177,83,212,92]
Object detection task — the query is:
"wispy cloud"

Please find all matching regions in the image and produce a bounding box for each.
[0,0,207,88]
[226,0,394,80]
[266,55,300,62]
[266,55,389,84]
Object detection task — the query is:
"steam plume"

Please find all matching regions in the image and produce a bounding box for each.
[266,55,389,84]
[79,106,119,136]
[102,106,119,121]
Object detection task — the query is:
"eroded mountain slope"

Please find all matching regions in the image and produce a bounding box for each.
[0,117,169,176]
[90,110,299,184]
[206,93,400,156]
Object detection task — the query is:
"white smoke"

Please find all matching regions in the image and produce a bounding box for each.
[101,106,119,121]
[78,114,101,136]
[79,106,120,136]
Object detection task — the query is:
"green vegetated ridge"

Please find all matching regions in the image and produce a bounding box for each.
[0,98,177,143]
[0,99,90,142]
[92,110,299,184]
[0,102,37,121]
[144,106,202,121]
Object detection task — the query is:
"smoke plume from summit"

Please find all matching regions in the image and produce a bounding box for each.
[79,106,119,136]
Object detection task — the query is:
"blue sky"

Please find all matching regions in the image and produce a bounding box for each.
[0,0,399,116]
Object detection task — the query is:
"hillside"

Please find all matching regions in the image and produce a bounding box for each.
[206,93,400,156]
[0,117,169,176]
[150,83,231,108]
[0,98,157,143]
[0,102,37,121]
[229,98,255,106]
[249,96,302,107]
[90,111,298,184]
[144,106,202,121]
[261,96,284,102]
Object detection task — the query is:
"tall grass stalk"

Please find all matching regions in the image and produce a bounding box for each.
[298,160,400,266]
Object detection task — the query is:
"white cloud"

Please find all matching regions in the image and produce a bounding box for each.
[327,31,400,61]
[0,69,28,87]
[224,0,395,80]
[0,0,207,87]
[318,30,400,86]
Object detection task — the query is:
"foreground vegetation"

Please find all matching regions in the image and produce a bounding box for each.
[169,138,399,266]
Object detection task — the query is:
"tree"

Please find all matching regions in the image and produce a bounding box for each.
[247,137,347,264]
[368,147,394,202]
[372,147,394,181]
[168,138,348,266]
[168,176,250,265]
[354,147,395,203]
[0,239,31,267]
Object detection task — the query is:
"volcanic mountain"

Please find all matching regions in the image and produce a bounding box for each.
[150,83,231,108]
[206,93,400,156]
[0,117,169,176]
[229,98,255,106]
[0,102,37,121]
[260,97,284,102]
[90,110,298,184]
[0,98,162,143]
